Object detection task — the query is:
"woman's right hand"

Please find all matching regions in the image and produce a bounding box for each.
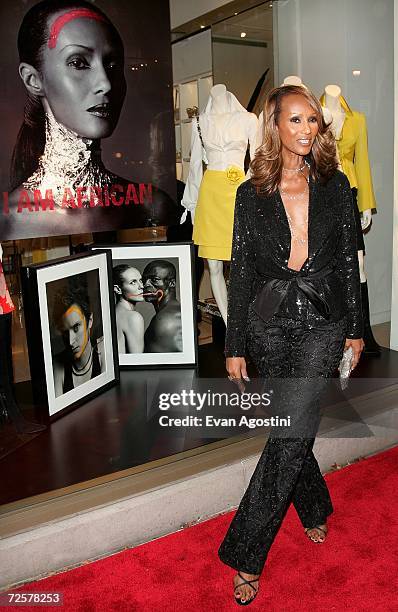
[226,357,250,393]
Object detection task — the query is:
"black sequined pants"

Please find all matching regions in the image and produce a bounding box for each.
[218,310,347,575]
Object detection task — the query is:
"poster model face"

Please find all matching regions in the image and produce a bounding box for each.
[0,0,177,240]
[21,251,119,418]
[91,243,197,367]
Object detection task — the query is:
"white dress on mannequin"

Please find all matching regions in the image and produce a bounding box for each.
[182,85,258,324]
[182,87,258,222]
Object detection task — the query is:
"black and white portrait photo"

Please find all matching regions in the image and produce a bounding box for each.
[92,243,197,367]
[47,270,105,398]
[0,0,177,240]
[113,257,182,355]
[21,251,118,418]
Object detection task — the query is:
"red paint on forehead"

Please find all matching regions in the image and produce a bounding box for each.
[48,8,107,49]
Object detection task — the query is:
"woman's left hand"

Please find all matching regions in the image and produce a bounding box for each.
[344,337,365,370]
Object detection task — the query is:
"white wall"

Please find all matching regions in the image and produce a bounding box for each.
[275,0,394,328]
[390,0,398,349]
[213,40,274,107]
[170,0,230,29]
[172,29,213,83]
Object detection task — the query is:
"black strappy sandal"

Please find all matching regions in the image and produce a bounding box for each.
[234,572,259,606]
[304,524,328,543]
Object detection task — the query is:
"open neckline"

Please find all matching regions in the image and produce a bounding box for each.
[276,175,313,273]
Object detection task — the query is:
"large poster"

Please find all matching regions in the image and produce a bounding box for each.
[0,0,178,240]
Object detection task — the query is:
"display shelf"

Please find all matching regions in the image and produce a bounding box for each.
[179,80,198,121]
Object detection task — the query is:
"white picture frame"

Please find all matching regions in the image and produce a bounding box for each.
[91,242,197,368]
[22,251,119,418]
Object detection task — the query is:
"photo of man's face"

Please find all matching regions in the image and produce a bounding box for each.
[142,262,175,304]
[59,303,92,359]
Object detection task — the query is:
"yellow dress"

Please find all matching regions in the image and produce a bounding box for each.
[193,166,246,261]
[181,98,259,262]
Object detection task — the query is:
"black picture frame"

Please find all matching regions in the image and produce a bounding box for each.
[91,242,198,368]
[21,250,119,421]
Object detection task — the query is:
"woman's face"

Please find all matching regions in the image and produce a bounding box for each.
[39,13,126,139]
[61,303,92,359]
[118,267,144,303]
[276,94,319,157]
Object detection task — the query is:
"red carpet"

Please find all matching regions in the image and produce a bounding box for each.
[6,445,398,611]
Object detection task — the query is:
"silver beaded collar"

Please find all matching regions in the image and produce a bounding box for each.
[22,111,117,207]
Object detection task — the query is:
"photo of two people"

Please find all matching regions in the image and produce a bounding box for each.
[113,258,182,355]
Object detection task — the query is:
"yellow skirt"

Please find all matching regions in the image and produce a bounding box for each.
[193,167,245,261]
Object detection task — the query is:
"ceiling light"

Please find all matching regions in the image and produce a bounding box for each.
[200,24,205,29]
[352,69,361,76]
[240,32,247,38]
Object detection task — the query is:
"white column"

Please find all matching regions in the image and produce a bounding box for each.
[389,0,398,349]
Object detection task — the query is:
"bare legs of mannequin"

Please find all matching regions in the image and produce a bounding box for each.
[358,250,366,283]
[357,250,381,355]
[207,259,228,325]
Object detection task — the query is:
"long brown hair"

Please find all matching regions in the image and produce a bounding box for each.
[250,85,338,196]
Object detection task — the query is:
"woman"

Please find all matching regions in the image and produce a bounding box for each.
[5,0,170,239]
[218,85,364,605]
[52,279,104,397]
[113,264,145,354]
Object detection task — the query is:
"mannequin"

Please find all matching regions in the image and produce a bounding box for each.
[0,244,45,434]
[282,75,304,86]
[182,85,258,323]
[321,85,380,354]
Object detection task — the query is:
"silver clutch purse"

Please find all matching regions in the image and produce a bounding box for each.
[338,346,353,390]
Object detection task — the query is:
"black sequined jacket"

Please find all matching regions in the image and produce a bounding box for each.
[225,170,363,357]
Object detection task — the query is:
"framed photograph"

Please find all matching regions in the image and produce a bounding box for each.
[91,242,197,368]
[21,251,119,419]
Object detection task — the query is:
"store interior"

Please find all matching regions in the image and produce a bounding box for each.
[0,0,396,539]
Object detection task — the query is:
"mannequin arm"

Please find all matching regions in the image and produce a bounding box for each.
[361,209,372,230]
[181,120,205,222]
[354,114,377,213]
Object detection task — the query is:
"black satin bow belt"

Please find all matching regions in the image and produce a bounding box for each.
[252,267,334,322]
